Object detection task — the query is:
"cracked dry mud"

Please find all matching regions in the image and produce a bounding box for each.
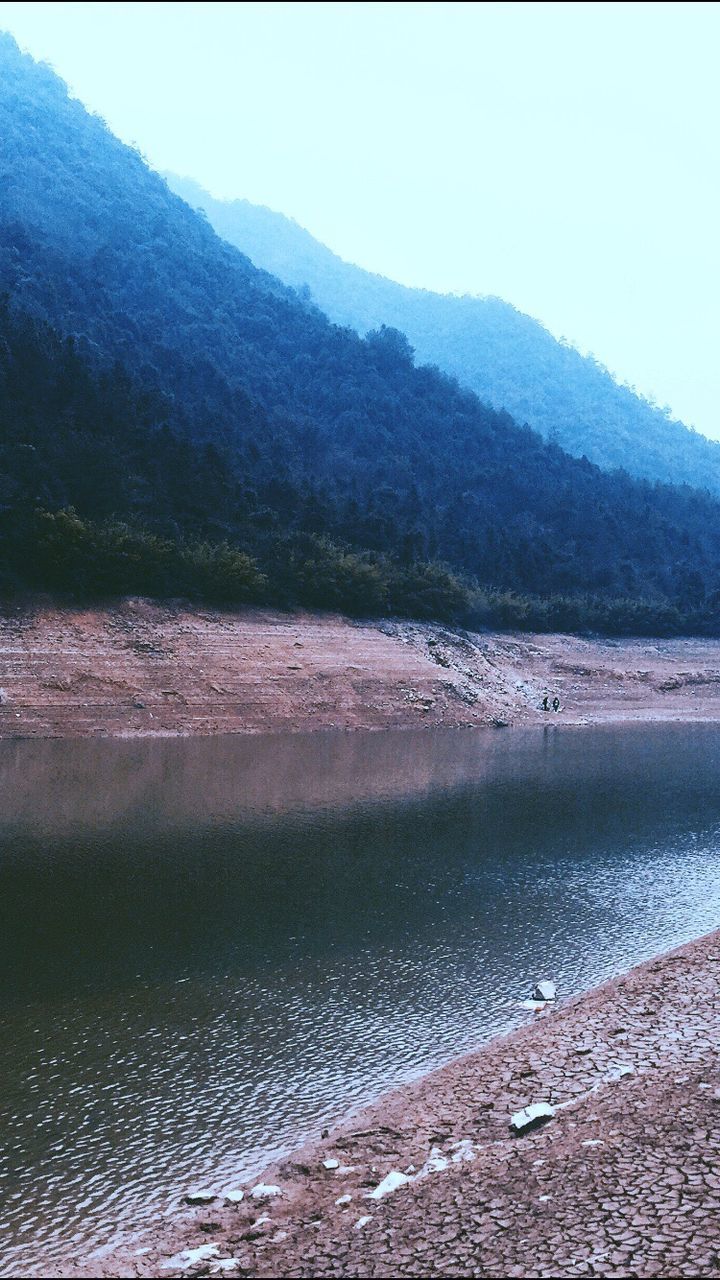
[92,930,720,1280]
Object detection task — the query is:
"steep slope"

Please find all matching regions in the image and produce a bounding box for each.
[166,174,720,493]
[4,32,720,634]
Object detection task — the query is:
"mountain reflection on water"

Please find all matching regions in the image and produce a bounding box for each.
[1,723,719,1275]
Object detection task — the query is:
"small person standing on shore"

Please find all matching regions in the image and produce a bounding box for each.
[542,692,549,711]
[552,696,560,712]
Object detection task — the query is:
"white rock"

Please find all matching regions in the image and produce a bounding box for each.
[250,1183,282,1199]
[161,1244,220,1269]
[224,1189,244,1203]
[210,1263,241,1275]
[322,1158,340,1170]
[519,999,549,1012]
[582,1139,605,1147]
[510,1102,555,1134]
[250,1215,271,1229]
[416,1146,449,1178]
[184,1189,216,1205]
[532,980,557,1002]
[354,1215,373,1230]
[368,1170,412,1199]
[449,1139,476,1163]
[335,1194,352,1206]
[337,1165,356,1175]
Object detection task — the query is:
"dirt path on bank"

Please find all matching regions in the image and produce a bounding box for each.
[3,601,720,737]
[81,929,720,1279]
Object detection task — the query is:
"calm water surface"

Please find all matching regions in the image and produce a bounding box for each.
[1,723,720,1274]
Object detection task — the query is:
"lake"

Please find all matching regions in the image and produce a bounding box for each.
[1,723,719,1275]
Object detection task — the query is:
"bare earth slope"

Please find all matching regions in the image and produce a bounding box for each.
[3,602,720,737]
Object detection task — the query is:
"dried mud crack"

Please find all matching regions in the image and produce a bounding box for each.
[81,931,720,1279]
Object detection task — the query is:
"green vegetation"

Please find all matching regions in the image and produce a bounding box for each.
[32,510,266,604]
[20,507,719,637]
[24,509,470,621]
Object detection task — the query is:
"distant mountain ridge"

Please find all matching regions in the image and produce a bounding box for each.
[166,174,720,494]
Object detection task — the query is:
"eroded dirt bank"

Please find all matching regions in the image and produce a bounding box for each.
[83,930,720,1279]
[4,600,720,737]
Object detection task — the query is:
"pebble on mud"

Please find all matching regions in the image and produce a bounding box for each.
[184,1190,216,1205]
[161,1243,220,1269]
[251,1183,282,1199]
[368,1170,413,1199]
[510,1102,555,1134]
[532,980,557,1001]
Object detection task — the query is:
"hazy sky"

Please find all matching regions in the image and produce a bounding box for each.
[1,1,719,438]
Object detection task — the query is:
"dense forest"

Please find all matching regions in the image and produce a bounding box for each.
[167,175,720,495]
[3,33,720,635]
[0,300,475,619]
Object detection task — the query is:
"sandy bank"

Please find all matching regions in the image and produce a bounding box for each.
[91,929,720,1279]
[4,601,720,737]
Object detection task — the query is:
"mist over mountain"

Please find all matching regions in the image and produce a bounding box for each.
[3,31,720,632]
[166,175,720,495]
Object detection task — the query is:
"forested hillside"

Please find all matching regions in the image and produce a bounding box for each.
[3,32,720,635]
[0,301,476,618]
[166,175,720,494]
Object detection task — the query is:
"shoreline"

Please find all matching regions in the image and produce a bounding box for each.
[79,928,720,1279]
[5,601,720,739]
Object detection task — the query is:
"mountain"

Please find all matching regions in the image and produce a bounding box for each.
[166,174,720,494]
[3,31,720,633]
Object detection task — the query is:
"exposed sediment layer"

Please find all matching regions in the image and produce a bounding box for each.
[91,929,720,1279]
[4,600,720,737]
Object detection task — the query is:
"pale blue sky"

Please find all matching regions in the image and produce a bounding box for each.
[2,1,719,438]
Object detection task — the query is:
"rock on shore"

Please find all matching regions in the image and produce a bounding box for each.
[85,929,720,1279]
